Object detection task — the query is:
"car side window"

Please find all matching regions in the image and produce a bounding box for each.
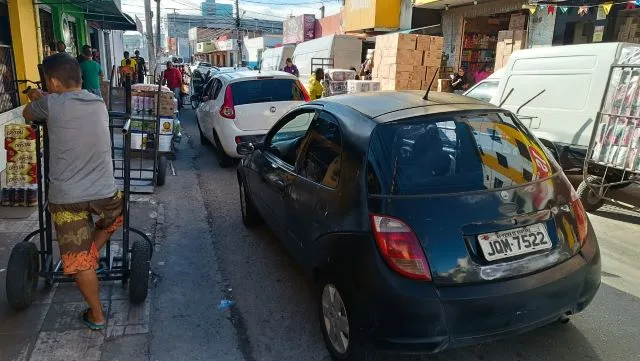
[465,81,498,103]
[266,110,316,166]
[297,112,342,188]
[212,79,223,100]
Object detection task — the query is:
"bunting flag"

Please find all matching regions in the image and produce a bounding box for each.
[547,5,556,14]
[560,6,569,13]
[602,2,613,15]
[527,4,537,14]
[627,0,636,10]
[578,5,589,15]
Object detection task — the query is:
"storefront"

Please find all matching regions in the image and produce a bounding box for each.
[416,0,528,72]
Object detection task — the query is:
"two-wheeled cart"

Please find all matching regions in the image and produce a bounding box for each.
[114,77,171,193]
[5,114,153,309]
[578,48,640,212]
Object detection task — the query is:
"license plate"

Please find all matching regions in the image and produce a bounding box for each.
[478,223,552,261]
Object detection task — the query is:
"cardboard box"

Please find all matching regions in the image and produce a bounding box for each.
[509,14,526,30]
[347,80,381,93]
[423,51,441,67]
[437,79,452,93]
[429,36,444,53]
[411,66,427,81]
[425,67,439,83]
[408,78,423,90]
[4,124,36,140]
[416,36,431,51]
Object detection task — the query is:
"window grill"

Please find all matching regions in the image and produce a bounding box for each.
[0,44,19,113]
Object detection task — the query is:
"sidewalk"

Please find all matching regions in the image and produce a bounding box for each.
[0,195,160,361]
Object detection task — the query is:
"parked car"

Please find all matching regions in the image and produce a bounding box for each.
[236,91,601,360]
[191,61,213,74]
[196,70,310,167]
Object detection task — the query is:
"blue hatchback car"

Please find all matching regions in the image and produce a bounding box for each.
[236,91,601,360]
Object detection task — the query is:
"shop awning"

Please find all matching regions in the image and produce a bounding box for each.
[66,0,136,31]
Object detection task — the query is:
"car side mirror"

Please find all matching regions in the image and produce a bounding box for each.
[237,142,256,156]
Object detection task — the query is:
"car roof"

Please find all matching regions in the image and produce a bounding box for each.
[316,91,498,120]
[218,70,296,82]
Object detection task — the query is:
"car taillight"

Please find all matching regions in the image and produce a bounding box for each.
[220,86,235,119]
[369,214,431,281]
[570,193,589,247]
[297,80,311,102]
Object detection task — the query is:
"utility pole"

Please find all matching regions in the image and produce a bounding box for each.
[320,4,325,18]
[144,0,156,71]
[156,0,161,59]
[235,0,242,67]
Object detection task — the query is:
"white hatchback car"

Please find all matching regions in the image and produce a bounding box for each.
[196,71,309,167]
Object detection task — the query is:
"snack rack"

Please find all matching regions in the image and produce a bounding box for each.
[579,46,640,212]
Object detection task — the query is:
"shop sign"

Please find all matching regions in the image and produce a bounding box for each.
[196,41,215,53]
[342,0,401,32]
[216,39,236,51]
[283,14,315,44]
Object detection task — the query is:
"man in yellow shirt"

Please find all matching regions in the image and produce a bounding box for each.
[308,68,324,100]
[119,51,137,85]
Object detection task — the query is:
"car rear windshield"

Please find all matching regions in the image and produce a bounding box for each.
[367,112,555,195]
[231,79,305,105]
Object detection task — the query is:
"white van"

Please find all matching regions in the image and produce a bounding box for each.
[260,45,295,72]
[292,35,363,85]
[464,42,640,171]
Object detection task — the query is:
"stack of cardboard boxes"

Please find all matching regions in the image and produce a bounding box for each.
[495,29,527,70]
[372,33,444,91]
[494,13,527,70]
[3,124,39,207]
[618,16,640,42]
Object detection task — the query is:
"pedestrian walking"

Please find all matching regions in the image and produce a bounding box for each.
[119,51,137,86]
[22,52,122,331]
[77,45,90,65]
[308,68,324,100]
[79,45,103,96]
[133,50,147,84]
[163,61,183,109]
[282,58,299,77]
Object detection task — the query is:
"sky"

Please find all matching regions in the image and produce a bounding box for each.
[121,0,342,28]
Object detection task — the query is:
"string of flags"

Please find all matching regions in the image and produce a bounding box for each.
[526,1,619,16]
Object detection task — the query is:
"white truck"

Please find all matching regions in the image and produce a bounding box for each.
[464,42,640,173]
[292,35,363,86]
[260,45,295,72]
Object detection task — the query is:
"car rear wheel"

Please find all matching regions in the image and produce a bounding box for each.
[576,176,606,212]
[319,281,371,361]
[239,177,261,227]
[213,131,234,168]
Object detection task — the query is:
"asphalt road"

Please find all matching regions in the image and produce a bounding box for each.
[180,109,640,361]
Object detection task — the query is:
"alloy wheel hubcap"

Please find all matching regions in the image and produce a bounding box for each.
[322,284,349,354]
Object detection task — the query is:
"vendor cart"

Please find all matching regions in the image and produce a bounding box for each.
[578,47,640,212]
[113,77,173,193]
[5,114,153,309]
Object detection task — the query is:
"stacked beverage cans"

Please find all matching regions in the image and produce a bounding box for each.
[2,124,38,207]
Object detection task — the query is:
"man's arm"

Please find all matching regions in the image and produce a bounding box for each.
[22,91,49,123]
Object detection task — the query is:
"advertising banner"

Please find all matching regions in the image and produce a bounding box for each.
[283,14,316,44]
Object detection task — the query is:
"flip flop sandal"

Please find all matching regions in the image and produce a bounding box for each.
[81,308,106,331]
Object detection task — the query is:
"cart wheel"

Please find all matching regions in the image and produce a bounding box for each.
[6,242,40,310]
[157,156,168,186]
[129,240,151,303]
[576,176,606,212]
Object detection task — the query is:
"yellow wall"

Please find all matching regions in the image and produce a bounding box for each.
[7,0,40,105]
[343,0,401,32]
